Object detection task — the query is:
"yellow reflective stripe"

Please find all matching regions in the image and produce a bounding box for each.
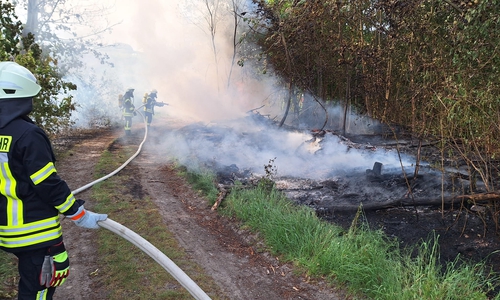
[0,159,17,197]
[0,216,59,235]
[0,158,23,226]
[30,162,56,185]
[37,287,48,299]
[0,223,62,248]
[55,193,76,213]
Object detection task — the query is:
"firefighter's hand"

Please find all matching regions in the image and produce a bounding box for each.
[133,111,137,116]
[40,242,70,287]
[40,255,54,287]
[68,205,107,229]
[51,250,70,286]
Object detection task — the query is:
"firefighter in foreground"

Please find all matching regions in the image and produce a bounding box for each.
[142,89,166,128]
[0,61,108,300]
[122,88,136,135]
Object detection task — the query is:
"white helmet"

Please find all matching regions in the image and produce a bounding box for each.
[0,62,41,99]
[150,89,157,94]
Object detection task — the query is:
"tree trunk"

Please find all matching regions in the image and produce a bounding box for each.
[23,0,39,36]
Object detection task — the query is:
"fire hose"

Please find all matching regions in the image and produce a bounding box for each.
[72,107,211,300]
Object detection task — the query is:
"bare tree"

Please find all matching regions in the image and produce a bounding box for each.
[22,0,38,36]
[182,0,246,92]
[20,0,119,72]
[202,0,222,92]
[226,0,247,88]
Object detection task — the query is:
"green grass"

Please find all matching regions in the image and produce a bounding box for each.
[177,165,219,203]
[0,253,17,299]
[211,181,500,300]
[90,144,225,300]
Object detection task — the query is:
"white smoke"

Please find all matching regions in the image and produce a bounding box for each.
[71,0,416,179]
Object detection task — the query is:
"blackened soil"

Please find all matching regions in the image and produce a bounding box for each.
[323,206,500,274]
[316,133,500,279]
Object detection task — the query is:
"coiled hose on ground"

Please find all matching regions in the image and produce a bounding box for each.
[72,107,211,300]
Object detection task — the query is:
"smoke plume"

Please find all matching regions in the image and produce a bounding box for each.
[74,0,415,179]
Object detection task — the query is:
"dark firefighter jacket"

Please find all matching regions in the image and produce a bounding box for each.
[122,93,135,117]
[143,93,157,114]
[0,98,80,253]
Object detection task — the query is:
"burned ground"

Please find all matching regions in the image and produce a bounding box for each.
[177,119,500,277]
[5,115,498,300]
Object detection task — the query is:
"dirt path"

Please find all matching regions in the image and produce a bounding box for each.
[51,121,346,300]
[53,128,118,300]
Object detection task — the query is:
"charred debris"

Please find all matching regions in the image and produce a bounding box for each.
[175,113,493,215]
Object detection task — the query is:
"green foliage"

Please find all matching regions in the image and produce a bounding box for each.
[0,1,23,60]
[258,157,277,192]
[0,3,77,136]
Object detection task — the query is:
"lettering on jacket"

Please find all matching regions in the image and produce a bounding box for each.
[0,136,12,152]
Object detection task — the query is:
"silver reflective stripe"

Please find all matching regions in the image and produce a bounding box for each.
[11,199,19,226]
[57,194,76,213]
[0,227,62,247]
[0,153,7,163]
[0,218,59,234]
[0,162,13,197]
[31,163,56,185]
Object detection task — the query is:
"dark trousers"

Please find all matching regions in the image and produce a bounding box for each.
[124,116,133,135]
[144,112,153,126]
[14,247,56,300]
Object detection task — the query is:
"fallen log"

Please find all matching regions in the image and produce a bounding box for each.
[324,192,500,213]
[455,191,500,202]
[211,184,228,211]
[211,184,258,210]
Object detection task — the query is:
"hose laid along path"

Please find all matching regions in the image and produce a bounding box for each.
[71,108,211,300]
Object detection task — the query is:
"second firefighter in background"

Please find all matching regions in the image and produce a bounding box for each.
[142,89,165,128]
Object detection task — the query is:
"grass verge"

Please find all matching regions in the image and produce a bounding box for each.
[186,171,500,300]
[0,254,17,299]
[89,143,225,300]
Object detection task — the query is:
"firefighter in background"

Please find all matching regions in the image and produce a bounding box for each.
[0,61,107,300]
[122,88,136,135]
[142,89,165,128]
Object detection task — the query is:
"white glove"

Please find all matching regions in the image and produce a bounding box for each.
[67,205,107,229]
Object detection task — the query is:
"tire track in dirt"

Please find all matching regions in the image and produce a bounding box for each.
[51,121,347,300]
[135,120,346,300]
